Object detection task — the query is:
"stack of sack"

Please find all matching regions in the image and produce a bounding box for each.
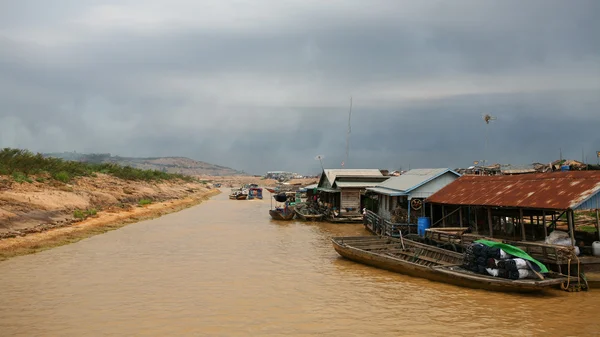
[463,242,538,280]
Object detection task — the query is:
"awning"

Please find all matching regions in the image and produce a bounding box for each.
[365,187,406,196]
[317,187,341,193]
[335,181,381,188]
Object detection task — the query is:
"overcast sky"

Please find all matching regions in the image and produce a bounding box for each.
[1,1,599,175]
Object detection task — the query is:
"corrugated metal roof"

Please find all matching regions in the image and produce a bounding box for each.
[425,171,600,210]
[375,168,459,193]
[322,169,383,186]
[335,181,382,188]
[303,183,318,189]
[365,187,407,196]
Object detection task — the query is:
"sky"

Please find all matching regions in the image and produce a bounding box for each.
[1,0,599,175]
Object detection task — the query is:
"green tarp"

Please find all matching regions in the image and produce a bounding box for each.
[474,239,549,273]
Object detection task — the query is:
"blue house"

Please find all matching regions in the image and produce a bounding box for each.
[364,168,461,235]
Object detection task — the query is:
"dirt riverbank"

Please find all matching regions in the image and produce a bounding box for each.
[0,173,220,260]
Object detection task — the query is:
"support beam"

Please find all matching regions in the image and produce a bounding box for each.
[407,200,411,225]
[442,206,446,227]
[568,209,575,246]
[430,203,434,224]
[459,207,463,228]
[596,209,600,242]
[487,208,493,237]
[474,208,478,233]
[542,210,548,238]
[520,208,526,241]
[431,206,462,227]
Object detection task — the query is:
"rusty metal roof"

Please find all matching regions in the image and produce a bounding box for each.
[425,171,600,210]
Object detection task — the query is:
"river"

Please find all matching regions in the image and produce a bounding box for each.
[0,191,598,336]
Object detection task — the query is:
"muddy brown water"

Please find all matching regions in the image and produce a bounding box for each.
[0,191,599,336]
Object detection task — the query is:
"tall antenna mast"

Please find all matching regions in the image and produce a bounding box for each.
[343,96,352,167]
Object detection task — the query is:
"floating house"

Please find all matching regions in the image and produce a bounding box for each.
[363,168,461,236]
[317,169,388,222]
[424,171,600,286]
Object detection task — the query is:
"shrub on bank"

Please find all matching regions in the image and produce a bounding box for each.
[0,148,196,183]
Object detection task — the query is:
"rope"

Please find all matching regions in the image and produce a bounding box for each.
[560,253,584,291]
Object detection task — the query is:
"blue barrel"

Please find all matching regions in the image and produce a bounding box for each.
[417,217,431,237]
[561,165,570,171]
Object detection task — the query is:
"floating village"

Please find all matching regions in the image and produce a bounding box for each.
[230,159,600,294]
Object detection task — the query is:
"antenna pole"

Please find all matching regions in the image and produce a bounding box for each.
[344,96,352,167]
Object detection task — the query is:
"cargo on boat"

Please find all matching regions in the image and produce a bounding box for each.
[331,236,569,293]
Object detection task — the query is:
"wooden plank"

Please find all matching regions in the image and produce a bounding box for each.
[459,207,463,228]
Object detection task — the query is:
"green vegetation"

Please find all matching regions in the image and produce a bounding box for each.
[11,171,33,183]
[578,225,598,233]
[138,199,152,206]
[73,208,98,219]
[0,148,196,183]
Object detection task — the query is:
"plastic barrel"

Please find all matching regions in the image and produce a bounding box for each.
[417,217,431,237]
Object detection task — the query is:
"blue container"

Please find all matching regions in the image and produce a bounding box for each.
[417,217,431,237]
[561,165,570,172]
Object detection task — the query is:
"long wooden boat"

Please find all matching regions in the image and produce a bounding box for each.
[331,236,570,293]
[269,208,295,221]
[295,209,324,221]
[236,193,248,200]
[294,206,324,221]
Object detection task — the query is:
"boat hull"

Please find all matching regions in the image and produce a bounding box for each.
[294,209,324,221]
[332,236,568,293]
[269,209,295,221]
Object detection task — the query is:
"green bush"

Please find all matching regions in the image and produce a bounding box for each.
[73,209,86,219]
[138,199,152,206]
[73,208,98,219]
[53,171,70,183]
[11,171,32,183]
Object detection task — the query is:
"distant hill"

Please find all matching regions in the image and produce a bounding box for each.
[43,152,245,176]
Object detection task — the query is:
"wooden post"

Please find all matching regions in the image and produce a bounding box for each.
[487,208,493,237]
[568,209,575,246]
[442,206,446,227]
[542,210,548,238]
[459,207,463,228]
[430,203,434,223]
[474,208,478,233]
[596,209,600,241]
[520,208,526,241]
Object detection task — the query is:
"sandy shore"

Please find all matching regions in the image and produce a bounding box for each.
[0,188,219,261]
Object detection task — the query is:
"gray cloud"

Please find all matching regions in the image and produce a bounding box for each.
[1,0,599,174]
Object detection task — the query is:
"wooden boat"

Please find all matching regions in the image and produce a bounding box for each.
[331,236,570,293]
[236,193,248,200]
[269,207,295,221]
[294,206,324,221]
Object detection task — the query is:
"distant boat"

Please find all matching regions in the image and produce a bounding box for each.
[248,187,263,200]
